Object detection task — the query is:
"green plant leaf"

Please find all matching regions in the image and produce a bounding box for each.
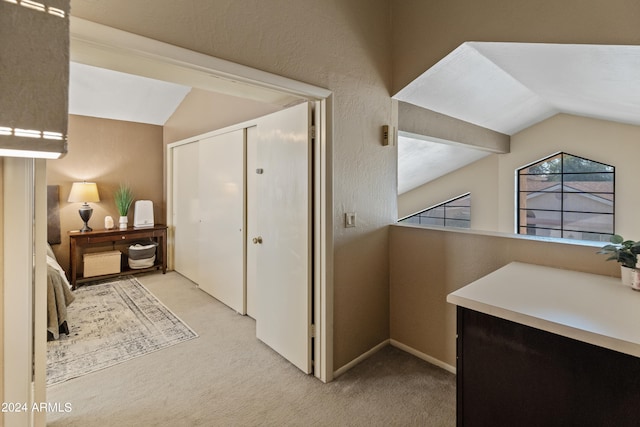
[610,234,624,244]
[114,184,134,216]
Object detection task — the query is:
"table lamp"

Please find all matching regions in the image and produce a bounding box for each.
[68,181,100,232]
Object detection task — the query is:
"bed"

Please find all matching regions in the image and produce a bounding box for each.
[47,244,75,340]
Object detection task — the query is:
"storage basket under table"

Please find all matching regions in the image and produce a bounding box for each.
[83,250,122,277]
[127,242,158,269]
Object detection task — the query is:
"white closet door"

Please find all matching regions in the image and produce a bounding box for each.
[173,141,200,284]
[255,102,312,374]
[199,130,245,313]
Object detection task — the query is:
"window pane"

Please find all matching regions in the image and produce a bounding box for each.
[424,206,444,218]
[446,207,470,221]
[564,193,613,214]
[563,154,613,173]
[445,218,470,228]
[563,212,614,234]
[563,174,613,193]
[400,216,420,224]
[518,175,560,192]
[519,209,562,229]
[521,192,562,211]
[522,154,562,175]
[420,216,444,227]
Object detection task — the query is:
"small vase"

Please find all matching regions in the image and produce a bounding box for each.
[621,265,636,288]
[631,269,640,291]
[119,215,128,230]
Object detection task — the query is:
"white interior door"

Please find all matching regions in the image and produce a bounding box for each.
[254,102,312,374]
[173,141,200,283]
[199,130,245,313]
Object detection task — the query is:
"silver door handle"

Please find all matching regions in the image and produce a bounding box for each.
[252,236,263,244]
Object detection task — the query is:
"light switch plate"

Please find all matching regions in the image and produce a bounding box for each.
[345,212,356,228]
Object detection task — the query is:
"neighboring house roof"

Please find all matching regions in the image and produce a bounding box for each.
[522,181,614,202]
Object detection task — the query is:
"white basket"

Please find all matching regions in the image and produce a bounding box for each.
[128,255,156,270]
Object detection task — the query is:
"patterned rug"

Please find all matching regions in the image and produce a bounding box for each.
[47,276,198,386]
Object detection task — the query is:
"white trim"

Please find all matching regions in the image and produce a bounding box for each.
[333,339,390,378]
[3,158,44,427]
[390,339,457,374]
[70,17,331,102]
[72,18,336,382]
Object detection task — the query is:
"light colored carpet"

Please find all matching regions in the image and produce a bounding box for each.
[47,272,455,426]
[47,276,198,386]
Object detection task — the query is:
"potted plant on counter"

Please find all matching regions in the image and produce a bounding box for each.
[598,234,640,288]
[114,184,134,230]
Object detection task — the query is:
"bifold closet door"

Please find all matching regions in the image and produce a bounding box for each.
[198,130,245,313]
[172,141,200,284]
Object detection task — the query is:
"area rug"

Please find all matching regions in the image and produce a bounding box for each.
[47,276,198,386]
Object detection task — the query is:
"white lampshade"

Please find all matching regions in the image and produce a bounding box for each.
[68,182,100,203]
[0,1,69,159]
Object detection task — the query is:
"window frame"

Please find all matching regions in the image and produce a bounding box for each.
[516,152,615,241]
[399,192,471,229]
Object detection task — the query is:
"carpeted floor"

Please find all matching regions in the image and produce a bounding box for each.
[47,272,455,426]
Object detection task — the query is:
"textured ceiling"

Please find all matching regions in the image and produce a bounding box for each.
[395,42,640,194]
[398,133,490,194]
[69,62,191,125]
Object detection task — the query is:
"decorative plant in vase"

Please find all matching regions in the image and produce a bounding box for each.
[597,234,640,287]
[114,184,134,229]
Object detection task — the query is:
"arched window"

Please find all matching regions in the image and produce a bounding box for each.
[399,193,470,228]
[517,152,614,241]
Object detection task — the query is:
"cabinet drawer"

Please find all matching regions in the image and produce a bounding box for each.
[85,232,151,243]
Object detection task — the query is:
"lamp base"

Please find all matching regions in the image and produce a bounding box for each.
[78,204,93,232]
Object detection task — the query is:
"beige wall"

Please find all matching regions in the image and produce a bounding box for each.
[399,155,500,231]
[399,114,640,239]
[391,0,640,94]
[70,0,396,369]
[46,115,164,272]
[389,224,621,368]
[163,88,283,145]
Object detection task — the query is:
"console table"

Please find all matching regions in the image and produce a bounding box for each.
[68,225,167,289]
[447,262,640,426]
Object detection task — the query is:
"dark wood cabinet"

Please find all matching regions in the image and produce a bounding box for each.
[68,225,167,289]
[456,305,640,426]
[448,262,640,426]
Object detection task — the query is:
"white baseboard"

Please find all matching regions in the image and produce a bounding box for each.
[332,338,457,378]
[390,339,456,374]
[333,339,390,378]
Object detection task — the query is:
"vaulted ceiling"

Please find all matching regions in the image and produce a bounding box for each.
[394,42,640,194]
[69,42,640,196]
[69,62,191,125]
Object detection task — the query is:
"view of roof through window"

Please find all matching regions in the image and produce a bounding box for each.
[517,152,614,242]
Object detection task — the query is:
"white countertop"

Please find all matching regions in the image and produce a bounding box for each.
[447,262,640,358]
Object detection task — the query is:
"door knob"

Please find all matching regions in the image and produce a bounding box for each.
[252,236,263,244]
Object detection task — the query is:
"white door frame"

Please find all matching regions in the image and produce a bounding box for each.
[70,17,334,382]
[3,158,47,427]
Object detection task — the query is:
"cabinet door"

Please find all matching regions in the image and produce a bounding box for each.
[198,130,245,313]
[172,141,200,284]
